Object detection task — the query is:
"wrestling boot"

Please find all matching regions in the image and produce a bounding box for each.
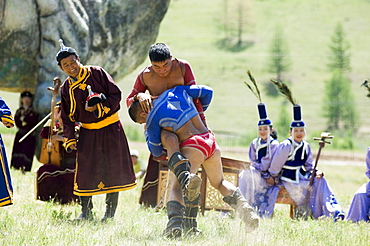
[223,188,259,232]
[162,201,185,239]
[75,196,93,221]
[183,194,202,236]
[101,192,119,222]
[167,152,191,194]
[187,173,202,202]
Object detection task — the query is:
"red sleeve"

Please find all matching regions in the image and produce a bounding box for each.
[180,59,207,125]
[181,60,196,86]
[126,69,147,107]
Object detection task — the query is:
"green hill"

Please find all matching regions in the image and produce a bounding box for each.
[118,0,370,149]
[2,0,370,149]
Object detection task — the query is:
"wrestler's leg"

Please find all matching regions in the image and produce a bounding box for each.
[202,146,259,232]
[161,129,180,157]
[201,147,234,196]
[180,147,205,236]
[160,130,186,238]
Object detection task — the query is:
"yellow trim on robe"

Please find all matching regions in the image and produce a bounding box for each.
[63,138,77,151]
[73,155,137,196]
[1,115,14,125]
[67,66,91,122]
[80,112,120,130]
[73,183,137,196]
[0,198,12,206]
[0,142,13,206]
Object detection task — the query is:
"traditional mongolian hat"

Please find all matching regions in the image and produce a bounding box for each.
[291,104,305,128]
[56,39,79,64]
[86,85,106,107]
[257,103,272,126]
[244,71,273,126]
[270,79,305,128]
[21,91,33,98]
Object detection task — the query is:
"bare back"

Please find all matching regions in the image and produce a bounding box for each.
[163,114,208,143]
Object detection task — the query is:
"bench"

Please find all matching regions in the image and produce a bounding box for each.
[156,156,296,218]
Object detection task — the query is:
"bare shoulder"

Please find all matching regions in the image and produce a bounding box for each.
[142,65,155,79]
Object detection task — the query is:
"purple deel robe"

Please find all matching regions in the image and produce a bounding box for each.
[346,147,370,222]
[239,136,280,218]
[268,138,344,219]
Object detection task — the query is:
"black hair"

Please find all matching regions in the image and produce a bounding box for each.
[270,129,278,140]
[56,47,79,65]
[148,43,171,62]
[128,100,142,122]
[21,91,33,98]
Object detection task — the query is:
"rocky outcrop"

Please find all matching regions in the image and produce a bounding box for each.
[0,0,170,113]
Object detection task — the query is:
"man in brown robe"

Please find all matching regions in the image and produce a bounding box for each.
[57,40,136,221]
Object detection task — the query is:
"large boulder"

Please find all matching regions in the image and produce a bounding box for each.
[0,0,170,113]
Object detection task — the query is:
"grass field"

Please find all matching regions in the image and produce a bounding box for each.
[0,135,368,245]
[1,0,370,245]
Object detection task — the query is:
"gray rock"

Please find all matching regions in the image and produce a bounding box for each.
[0,0,170,114]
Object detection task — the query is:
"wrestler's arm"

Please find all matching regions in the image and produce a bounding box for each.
[145,115,164,157]
[181,60,208,126]
[126,71,148,107]
[182,61,196,86]
[183,85,213,111]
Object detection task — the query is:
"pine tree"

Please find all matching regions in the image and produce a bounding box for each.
[266,26,291,81]
[265,26,291,97]
[327,23,351,72]
[323,23,358,133]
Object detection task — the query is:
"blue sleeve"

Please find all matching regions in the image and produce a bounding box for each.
[183,85,213,111]
[0,97,14,123]
[145,117,164,157]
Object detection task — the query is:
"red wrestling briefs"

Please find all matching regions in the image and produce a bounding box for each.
[179,132,216,159]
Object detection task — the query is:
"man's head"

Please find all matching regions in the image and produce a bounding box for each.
[128,100,147,124]
[56,39,81,78]
[149,43,171,62]
[149,43,173,77]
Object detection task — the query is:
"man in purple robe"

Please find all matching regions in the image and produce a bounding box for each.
[57,40,136,221]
